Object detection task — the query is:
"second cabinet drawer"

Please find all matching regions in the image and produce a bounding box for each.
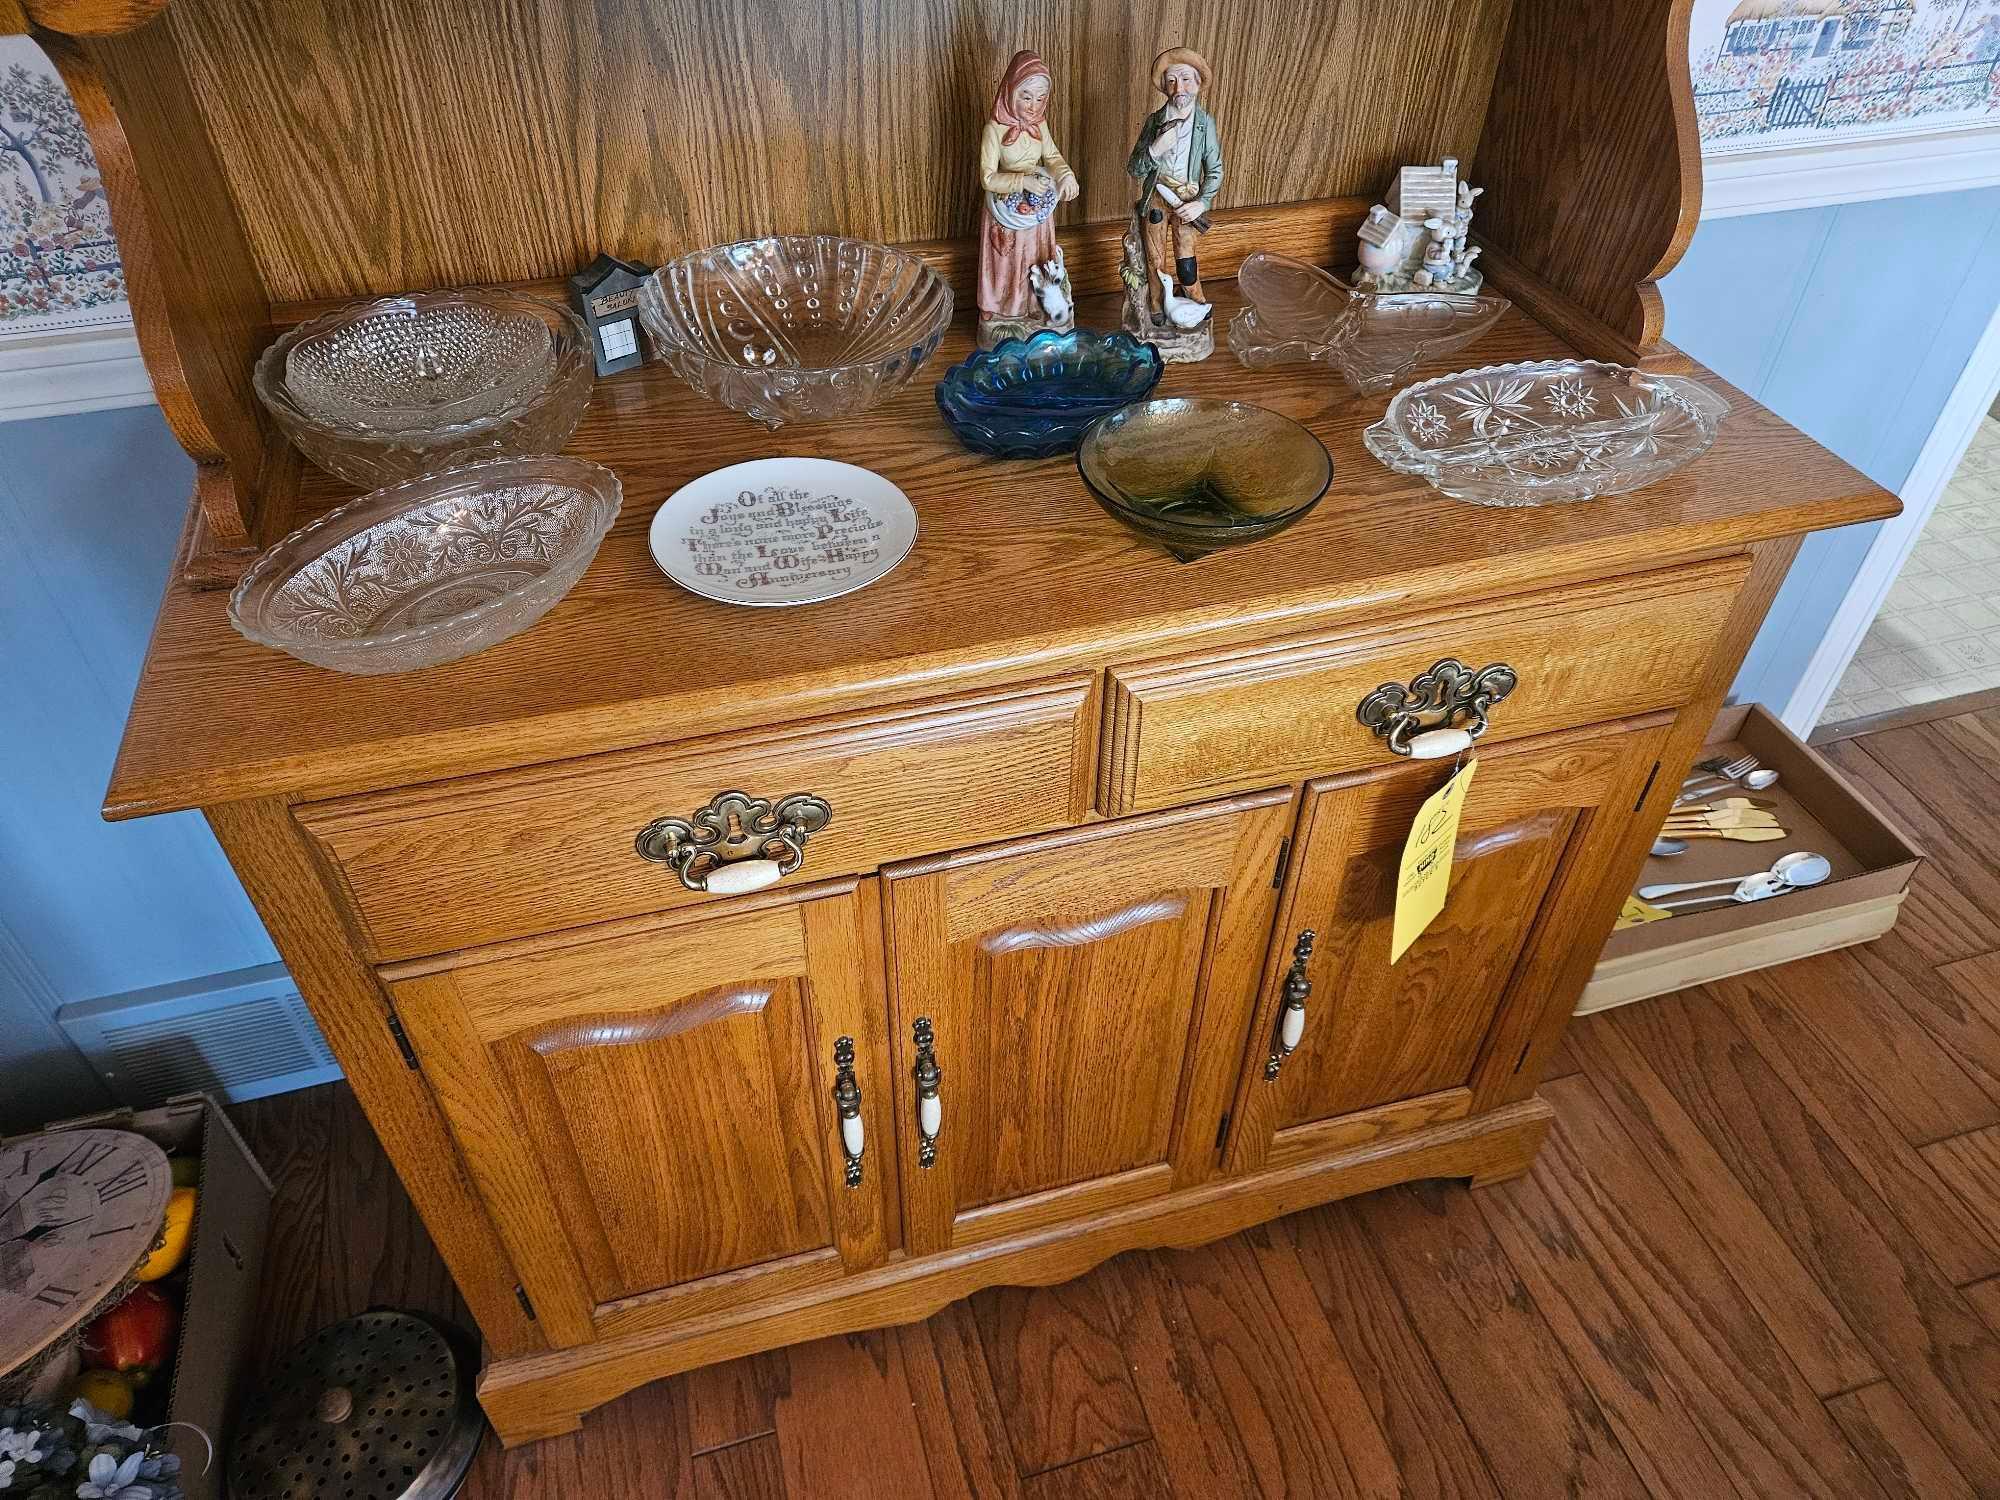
[300,675,1098,960]
[1098,555,1748,814]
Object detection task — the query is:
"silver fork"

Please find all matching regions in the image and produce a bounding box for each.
[1675,755,1765,804]
[1681,753,1756,790]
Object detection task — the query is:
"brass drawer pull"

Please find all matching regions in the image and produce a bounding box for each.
[831,1036,864,1188]
[634,790,832,894]
[1357,658,1517,759]
[1265,930,1315,1080]
[912,1016,942,1167]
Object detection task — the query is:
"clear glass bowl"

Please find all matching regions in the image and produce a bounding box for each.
[1077,398,1333,560]
[935,329,1164,458]
[255,290,595,489]
[1227,251,1510,396]
[229,456,622,674]
[1363,359,1731,507]
[639,235,953,428]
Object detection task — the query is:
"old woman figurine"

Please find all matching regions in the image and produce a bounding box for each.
[976,49,1080,348]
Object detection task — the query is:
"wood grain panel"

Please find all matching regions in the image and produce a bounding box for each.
[147,0,1514,303]
[1923,1127,2000,1257]
[683,1349,783,1456]
[775,1331,938,1499]
[897,1299,1022,1500]
[1474,0,1696,354]
[1478,1075,1881,1499]
[1826,1382,1978,1500]
[1349,1179,1649,1499]
[1098,556,1745,814]
[973,1278,1151,1477]
[300,675,1096,961]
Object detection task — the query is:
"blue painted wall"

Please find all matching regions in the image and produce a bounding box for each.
[1662,186,2000,710]
[0,405,278,1130]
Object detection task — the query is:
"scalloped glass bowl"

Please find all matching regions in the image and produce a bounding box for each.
[1077,398,1333,560]
[1364,359,1731,506]
[639,235,953,428]
[229,456,623,674]
[254,290,596,489]
[935,330,1165,458]
[1227,251,1510,396]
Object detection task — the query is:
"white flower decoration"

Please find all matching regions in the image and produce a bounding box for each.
[68,1403,142,1447]
[0,1430,41,1463]
[1543,377,1597,418]
[0,1455,17,1490]
[76,1450,150,1500]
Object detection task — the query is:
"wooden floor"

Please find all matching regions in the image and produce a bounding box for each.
[232,703,2000,1499]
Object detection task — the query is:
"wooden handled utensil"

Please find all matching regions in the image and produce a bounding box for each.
[1667,827,1787,842]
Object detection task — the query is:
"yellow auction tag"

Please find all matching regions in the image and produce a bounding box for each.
[1392,758,1476,964]
[1615,896,1672,930]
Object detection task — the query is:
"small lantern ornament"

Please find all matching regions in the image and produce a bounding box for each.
[567,253,652,376]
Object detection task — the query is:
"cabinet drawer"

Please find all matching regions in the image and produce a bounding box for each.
[301,676,1097,960]
[1098,556,1748,815]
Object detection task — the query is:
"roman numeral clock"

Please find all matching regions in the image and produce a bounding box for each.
[0,1129,172,1395]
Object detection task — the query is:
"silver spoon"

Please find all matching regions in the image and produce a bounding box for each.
[1656,872,1785,910]
[1651,837,1689,857]
[1639,850,1831,901]
[1675,767,1781,805]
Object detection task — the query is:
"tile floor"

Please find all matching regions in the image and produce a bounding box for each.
[1823,415,2000,724]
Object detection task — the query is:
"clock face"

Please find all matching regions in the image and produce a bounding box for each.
[0,1128,172,1370]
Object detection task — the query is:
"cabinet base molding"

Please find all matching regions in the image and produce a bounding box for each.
[475,1095,1554,1446]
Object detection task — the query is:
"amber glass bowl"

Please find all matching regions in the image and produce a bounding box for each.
[1076,398,1333,560]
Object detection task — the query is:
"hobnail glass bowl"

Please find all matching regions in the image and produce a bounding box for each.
[1077,398,1333,560]
[229,456,622,674]
[1363,359,1731,507]
[935,330,1164,457]
[639,235,953,428]
[1227,251,1510,396]
[254,290,595,488]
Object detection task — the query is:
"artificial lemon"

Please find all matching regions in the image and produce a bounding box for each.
[134,1186,196,1281]
[69,1368,136,1420]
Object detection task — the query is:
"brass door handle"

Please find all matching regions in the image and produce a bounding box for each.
[635,790,832,893]
[1264,930,1315,1081]
[912,1017,942,1167]
[1356,658,1518,759]
[831,1036,864,1188]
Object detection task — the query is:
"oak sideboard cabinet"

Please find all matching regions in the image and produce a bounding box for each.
[43,0,1896,1444]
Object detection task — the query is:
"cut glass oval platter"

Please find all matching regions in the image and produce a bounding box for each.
[648,457,918,606]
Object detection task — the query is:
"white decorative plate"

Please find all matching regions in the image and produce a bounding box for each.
[648,457,918,607]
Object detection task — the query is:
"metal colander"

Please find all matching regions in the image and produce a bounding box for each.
[227,1311,482,1500]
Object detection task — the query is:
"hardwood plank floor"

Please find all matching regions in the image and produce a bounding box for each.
[229,703,2000,1498]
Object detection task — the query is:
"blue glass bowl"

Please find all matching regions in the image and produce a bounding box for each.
[936,330,1165,458]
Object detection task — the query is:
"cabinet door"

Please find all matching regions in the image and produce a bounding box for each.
[387,879,894,1349]
[884,790,1292,1255]
[1225,721,1663,1176]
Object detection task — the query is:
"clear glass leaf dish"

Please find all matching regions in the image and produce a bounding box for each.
[1227,251,1511,396]
[1363,359,1731,507]
[639,235,954,429]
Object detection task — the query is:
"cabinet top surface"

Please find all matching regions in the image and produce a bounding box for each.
[107,284,1893,818]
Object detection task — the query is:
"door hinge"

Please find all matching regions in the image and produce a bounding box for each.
[1214,1111,1232,1154]
[384,1004,420,1070]
[1272,836,1292,890]
[515,1284,537,1321]
[1633,759,1662,812]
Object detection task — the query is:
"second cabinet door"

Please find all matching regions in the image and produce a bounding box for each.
[1225,719,1663,1175]
[884,790,1292,1255]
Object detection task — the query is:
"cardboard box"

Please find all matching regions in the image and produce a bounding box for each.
[32,1094,274,1500]
[1581,703,1923,1014]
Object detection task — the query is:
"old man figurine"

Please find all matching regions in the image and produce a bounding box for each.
[1126,47,1222,335]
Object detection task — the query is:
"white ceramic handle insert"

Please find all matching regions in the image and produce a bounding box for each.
[703,858,783,896]
[1408,726,1473,760]
[919,1094,941,1140]
[1280,1006,1306,1051]
[841,1113,864,1161]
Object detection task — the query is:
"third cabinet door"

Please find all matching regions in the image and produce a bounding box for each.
[883,790,1292,1256]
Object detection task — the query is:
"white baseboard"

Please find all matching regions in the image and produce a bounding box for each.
[0,323,154,421]
[1780,296,2000,735]
[1702,126,2000,220]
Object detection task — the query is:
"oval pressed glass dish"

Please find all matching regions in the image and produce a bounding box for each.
[1363,359,1731,507]
[254,290,595,488]
[1077,398,1333,560]
[935,329,1164,458]
[639,235,953,428]
[229,457,623,674]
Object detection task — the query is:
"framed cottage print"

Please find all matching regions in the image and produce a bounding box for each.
[1692,0,2000,213]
